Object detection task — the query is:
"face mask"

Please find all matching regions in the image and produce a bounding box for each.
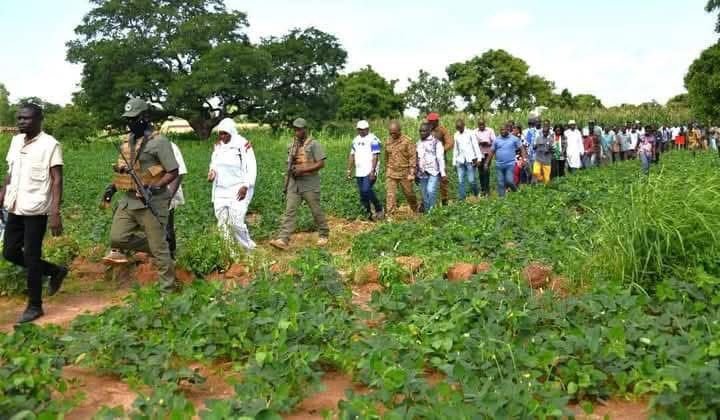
[128,118,149,137]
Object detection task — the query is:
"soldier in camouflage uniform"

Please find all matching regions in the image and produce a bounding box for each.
[427,112,453,206]
[102,98,179,290]
[269,118,329,250]
[384,121,417,214]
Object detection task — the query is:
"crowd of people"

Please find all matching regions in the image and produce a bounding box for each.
[1,99,715,323]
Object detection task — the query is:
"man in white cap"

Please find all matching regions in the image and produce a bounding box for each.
[347,120,383,220]
[564,120,584,172]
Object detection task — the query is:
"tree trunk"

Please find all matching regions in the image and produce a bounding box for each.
[188,117,214,140]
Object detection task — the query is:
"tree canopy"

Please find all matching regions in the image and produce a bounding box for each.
[685,42,720,123]
[446,49,554,113]
[336,66,404,121]
[67,0,345,138]
[404,70,456,116]
[256,28,347,130]
[0,84,13,126]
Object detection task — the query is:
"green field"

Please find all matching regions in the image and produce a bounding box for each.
[1,126,720,419]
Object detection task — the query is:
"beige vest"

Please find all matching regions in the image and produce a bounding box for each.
[113,134,166,191]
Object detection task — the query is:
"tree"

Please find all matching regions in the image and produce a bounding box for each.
[15,97,61,115]
[573,94,604,109]
[446,49,555,113]
[666,93,689,108]
[447,50,554,113]
[336,66,404,120]
[67,0,267,138]
[0,84,13,126]
[706,0,720,32]
[404,70,456,116]
[685,43,720,122]
[44,105,100,142]
[256,28,347,130]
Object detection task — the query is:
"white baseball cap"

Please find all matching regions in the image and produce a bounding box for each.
[356,120,370,129]
[568,119,577,125]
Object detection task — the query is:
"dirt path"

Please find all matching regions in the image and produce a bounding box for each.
[0,292,126,333]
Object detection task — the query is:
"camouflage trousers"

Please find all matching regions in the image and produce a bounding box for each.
[386,177,417,213]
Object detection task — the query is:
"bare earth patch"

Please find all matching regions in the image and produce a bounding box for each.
[183,362,239,412]
[569,399,648,420]
[285,372,367,420]
[522,262,554,289]
[446,263,476,282]
[63,366,137,420]
[352,282,383,311]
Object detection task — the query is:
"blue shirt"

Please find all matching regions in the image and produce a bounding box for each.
[492,135,522,168]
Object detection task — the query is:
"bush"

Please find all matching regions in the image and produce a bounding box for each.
[176,229,234,276]
[44,105,99,144]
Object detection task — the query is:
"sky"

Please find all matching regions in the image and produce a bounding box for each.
[0,0,717,107]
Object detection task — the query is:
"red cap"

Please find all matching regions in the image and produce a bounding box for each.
[426,112,440,121]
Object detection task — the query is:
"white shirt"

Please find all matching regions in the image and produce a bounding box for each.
[210,134,257,203]
[671,127,680,138]
[350,133,381,177]
[169,142,187,210]
[564,128,584,169]
[4,132,63,216]
[629,131,640,150]
[416,136,446,177]
[453,129,482,165]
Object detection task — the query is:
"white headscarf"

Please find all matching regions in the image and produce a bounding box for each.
[216,117,243,147]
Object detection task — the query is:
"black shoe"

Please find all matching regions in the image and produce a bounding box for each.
[17,305,44,324]
[49,266,68,296]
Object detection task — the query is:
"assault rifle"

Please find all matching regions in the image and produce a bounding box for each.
[283,140,299,198]
[115,134,161,221]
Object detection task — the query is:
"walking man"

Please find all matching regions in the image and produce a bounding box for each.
[485,123,525,198]
[270,118,329,250]
[532,121,553,185]
[416,122,446,211]
[0,103,68,323]
[384,121,417,214]
[426,112,453,206]
[475,120,496,196]
[347,120,383,221]
[564,120,584,173]
[103,98,179,291]
[452,119,481,200]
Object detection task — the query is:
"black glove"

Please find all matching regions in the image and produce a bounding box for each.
[102,184,117,203]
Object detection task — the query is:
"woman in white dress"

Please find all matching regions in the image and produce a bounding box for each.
[208,118,257,250]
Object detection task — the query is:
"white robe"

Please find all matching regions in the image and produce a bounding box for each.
[210,118,257,250]
[564,129,584,169]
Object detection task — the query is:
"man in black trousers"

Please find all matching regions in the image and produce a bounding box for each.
[0,103,68,323]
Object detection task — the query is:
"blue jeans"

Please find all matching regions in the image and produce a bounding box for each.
[496,165,517,198]
[456,162,478,200]
[356,176,382,215]
[419,175,440,211]
[640,152,651,174]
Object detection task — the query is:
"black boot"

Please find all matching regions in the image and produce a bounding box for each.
[49,266,68,296]
[17,305,44,324]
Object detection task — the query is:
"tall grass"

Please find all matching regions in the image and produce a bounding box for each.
[575,153,720,288]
